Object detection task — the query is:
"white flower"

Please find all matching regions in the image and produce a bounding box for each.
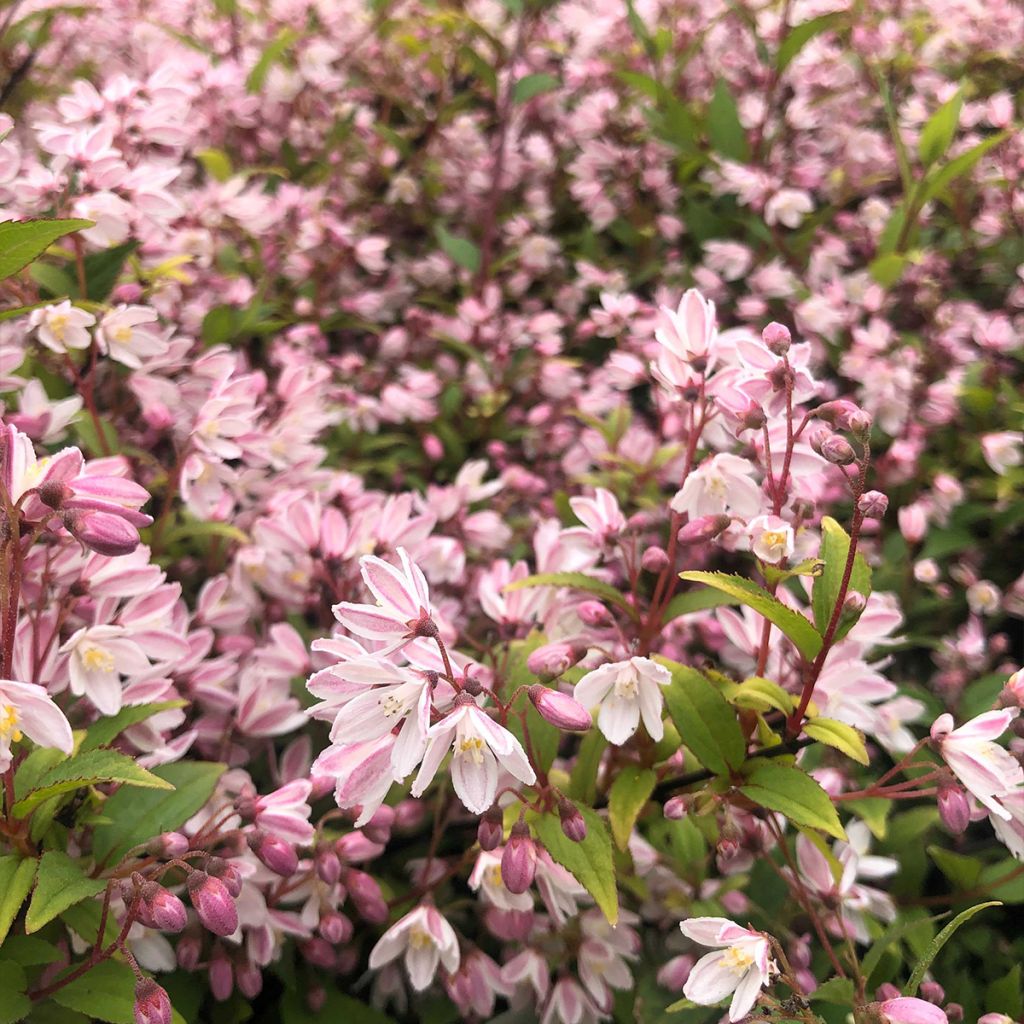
[96,305,167,369]
[573,656,671,745]
[655,288,718,369]
[0,679,74,772]
[59,625,150,715]
[981,432,1023,475]
[29,300,95,353]
[411,696,536,814]
[368,904,460,991]
[748,515,794,564]
[681,917,775,1022]
[671,453,762,520]
[764,189,813,229]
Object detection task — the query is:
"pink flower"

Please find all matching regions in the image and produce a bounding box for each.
[569,487,626,543]
[655,289,718,371]
[411,695,536,814]
[60,625,151,715]
[0,679,74,772]
[981,432,1023,475]
[29,300,95,353]
[680,917,775,1022]
[311,734,397,827]
[879,997,949,1024]
[671,453,762,520]
[748,515,795,564]
[368,904,460,991]
[574,657,670,745]
[931,710,1024,819]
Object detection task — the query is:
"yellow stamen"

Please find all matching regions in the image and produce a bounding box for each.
[457,736,486,764]
[721,946,755,972]
[0,704,22,743]
[81,646,115,673]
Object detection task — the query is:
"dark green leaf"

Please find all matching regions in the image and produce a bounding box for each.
[435,225,480,273]
[706,79,750,162]
[0,219,93,281]
[280,987,396,1024]
[52,960,186,1024]
[80,701,187,752]
[776,12,843,73]
[82,241,137,301]
[512,73,559,103]
[740,760,845,840]
[0,961,30,1024]
[568,729,606,805]
[904,902,1000,995]
[918,89,963,167]
[921,131,1010,204]
[25,851,105,933]
[0,857,39,944]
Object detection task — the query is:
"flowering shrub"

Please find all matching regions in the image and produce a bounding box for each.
[0,1,1021,1023]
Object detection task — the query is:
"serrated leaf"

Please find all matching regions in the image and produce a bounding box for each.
[660,661,746,775]
[52,959,186,1024]
[679,571,822,661]
[435,225,480,273]
[0,935,62,966]
[512,72,559,103]
[80,701,187,752]
[776,12,843,73]
[809,977,855,1003]
[0,218,93,281]
[25,851,105,933]
[91,761,225,866]
[918,89,962,167]
[812,517,872,640]
[505,572,639,621]
[0,961,30,1024]
[904,902,1000,996]
[533,803,617,924]
[740,760,845,840]
[706,79,750,162]
[12,748,173,817]
[661,587,740,624]
[0,857,39,944]
[804,717,869,765]
[608,767,657,850]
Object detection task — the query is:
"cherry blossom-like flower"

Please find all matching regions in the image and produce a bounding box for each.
[655,289,718,371]
[29,300,95,353]
[671,453,762,520]
[878,997,949,1024]
[748,515,794,564]
[60,624,151,715]
[680,917,775,1022]
[0,679,74,771]
[95,304,168,368]
[573,657,670,745]
[368,904,460,991]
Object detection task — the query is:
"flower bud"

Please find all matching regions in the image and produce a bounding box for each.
[186,871,238,936]
[64,509,141,556]
[207,857,242,898]
[336,831,384,862]
[657,954,694,992]
[898,504,928,544]
[301,937,337,970]
[813,400,862,430]
[319,910,353,945]
[134,979,172,1024]
[529,685,592,731]
[316,849,342,885]
[236,961,263,1000]
[945,1004,963,1022]
[527,641,586,681]
[478,807,504,851]
[484,906,535,942]
[848,410,872,436]
[761,322,791,355]
[346,868,388,924]
[209,948,233,1002]
[248,831,298,877]
[140,882,188,933]
[641,546,670,573]
[577,600,612,626]
[664,796,689,820]
[875,984,901,1001]
[501,820,537,895]
[677,514,732,545]
[819,434,857,466]
[937,781,971,835]
[307,988,327,1014]
[919,981,945,1005]
[858,490,889,518]
[176,932,202,971]
[361,805,395,845]
[149,832,189,858]
[558,798,587,842]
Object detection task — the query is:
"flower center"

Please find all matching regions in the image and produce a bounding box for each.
[457,736,486,764]
[81,645,115,673]
[0,704,22,743]
[408,927,434,951]
[49,314,68,341]
[381,693,405,718]
[613,669,638,700]
[113,325,133,344]
[721,945,755,973]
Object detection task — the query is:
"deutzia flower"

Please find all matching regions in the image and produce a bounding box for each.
[671,453,762,520]
[0,679,74,771]
[29,300,95,353]
[573,657,670,745]
[95,304,167,369]
[411,693,536,814]
[59,624,151,715]
[680,917,775,1022]
[748,515,794,564]
[368,904,460,991]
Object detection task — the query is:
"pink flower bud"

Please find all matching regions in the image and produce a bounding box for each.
[527,641,585,680]
[248,831,298,877]
[501,821,537,895]
[176,932,202,970]
[813,400,862,430]
[423,433,444,461]
[876,984,902,1001]
[762,321,791,355]
[319,910,353,944]
[577,600,612,626]
[664,796,689,819]
[848,410,872,435]
[208,858,243,898]
[307,988,327,1013]
[346,868,388,924]
[819,434,857,466]
[186,872,238,936]
[335,832,384,862]
[641,546,670,573]
[656,954,694,991]
[558,798,587,842]
[937,781,971,835]
[236,962,263,1000]
[484,907,534,942]
[316,849,342,885]
[140,882,187,933]
[677,514,731,545]
[858,490,889,518]
[301,937,337,970]
[478,807,504,852]
[134,979,172,1024]
[920,981,945,1005]
[879,996,950,1024]
[529,685,592,731]
[209,947,233,1002]
[150,832,189,857]
[898,504,929,544]
[361,805,396,845]
[64,510,141,556]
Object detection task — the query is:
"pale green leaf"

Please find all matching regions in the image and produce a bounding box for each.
[812,517,872,641]
[740,760,845,840]
[0,218,93,281]
[0,857,39,944]
[904,902,1001,995]
[608,767,657,850]
[804,717,869,765]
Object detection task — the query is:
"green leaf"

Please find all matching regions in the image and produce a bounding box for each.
[904,901,1001,996]
[804,717,869,765]
[0,219,93,281]
[246,28,299,93]
[25,851,105,933]
[776,12,843,73]
[29,261,78,299]
[80,701,187,752]
[678,571,822,661]
[740,760,845,840]
[661,587,740,624]
[809,976,855,1004]
[82,240,138,301]
[608,767,657,850]
[91,761,225,866]
[281,987,396,1024]
[74,415,120,457]
[917,88,963,167]
[52,959,186,1024]
[435,225,480,273]
[0,935,61,967]
[512,72,559,103]
[12,748,174,817]
[505,571,639,621]
[706,79,750,162]
[862,911,940,983]
[921,131,1010,204]
[986,964,1023,1020]
[0,857,39,944]
[568,729,606,805]
[660,661,746,775]
[927,845,982,889]
[533,803,617,924]
[726,676,794,715]
[868,252,908,287]
[845,797,892,840]
[0,961,30,1024]
[201,304,241,346]
[196,148,233,182]
[811,517,872,641]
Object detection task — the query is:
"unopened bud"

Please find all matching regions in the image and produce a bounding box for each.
[186,871,238,936]
[577,600,612,626]
[236,961,263,999]
[149,832,189,858]
[945,1004,963,1022]
[134,979,172,1024]
[501,820,537,895]
[641,546,670,573]
[361,805,396,845]
[176,932,202,970]
[558,798,587,842]
[739,401,767,432]
[140,882,187,933]
[838,591,867,628]
[529,685,592,731]
[307,988,327,1014]
[858,490,888,518]
[248,831,298,877]
[937,782,971,835]
[207,857,242,898]
[657,954,694,992]
[664,795,689,820]
[920,981,945,1005]
[875,984,901,1001]
[319,910,353,944]
[316,849,342,885]
[527,641,586,680]
[64,510,141,556]
[209,947,234,1001]
[301,937,337,970]
[813,400,862,430]
[761,322,791,355]
[848,410,872,435]
[38,480,70,510]
[820,434,857,466]
[676,514,731,545]
[478,807,504,851]
[346,868,388,923]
